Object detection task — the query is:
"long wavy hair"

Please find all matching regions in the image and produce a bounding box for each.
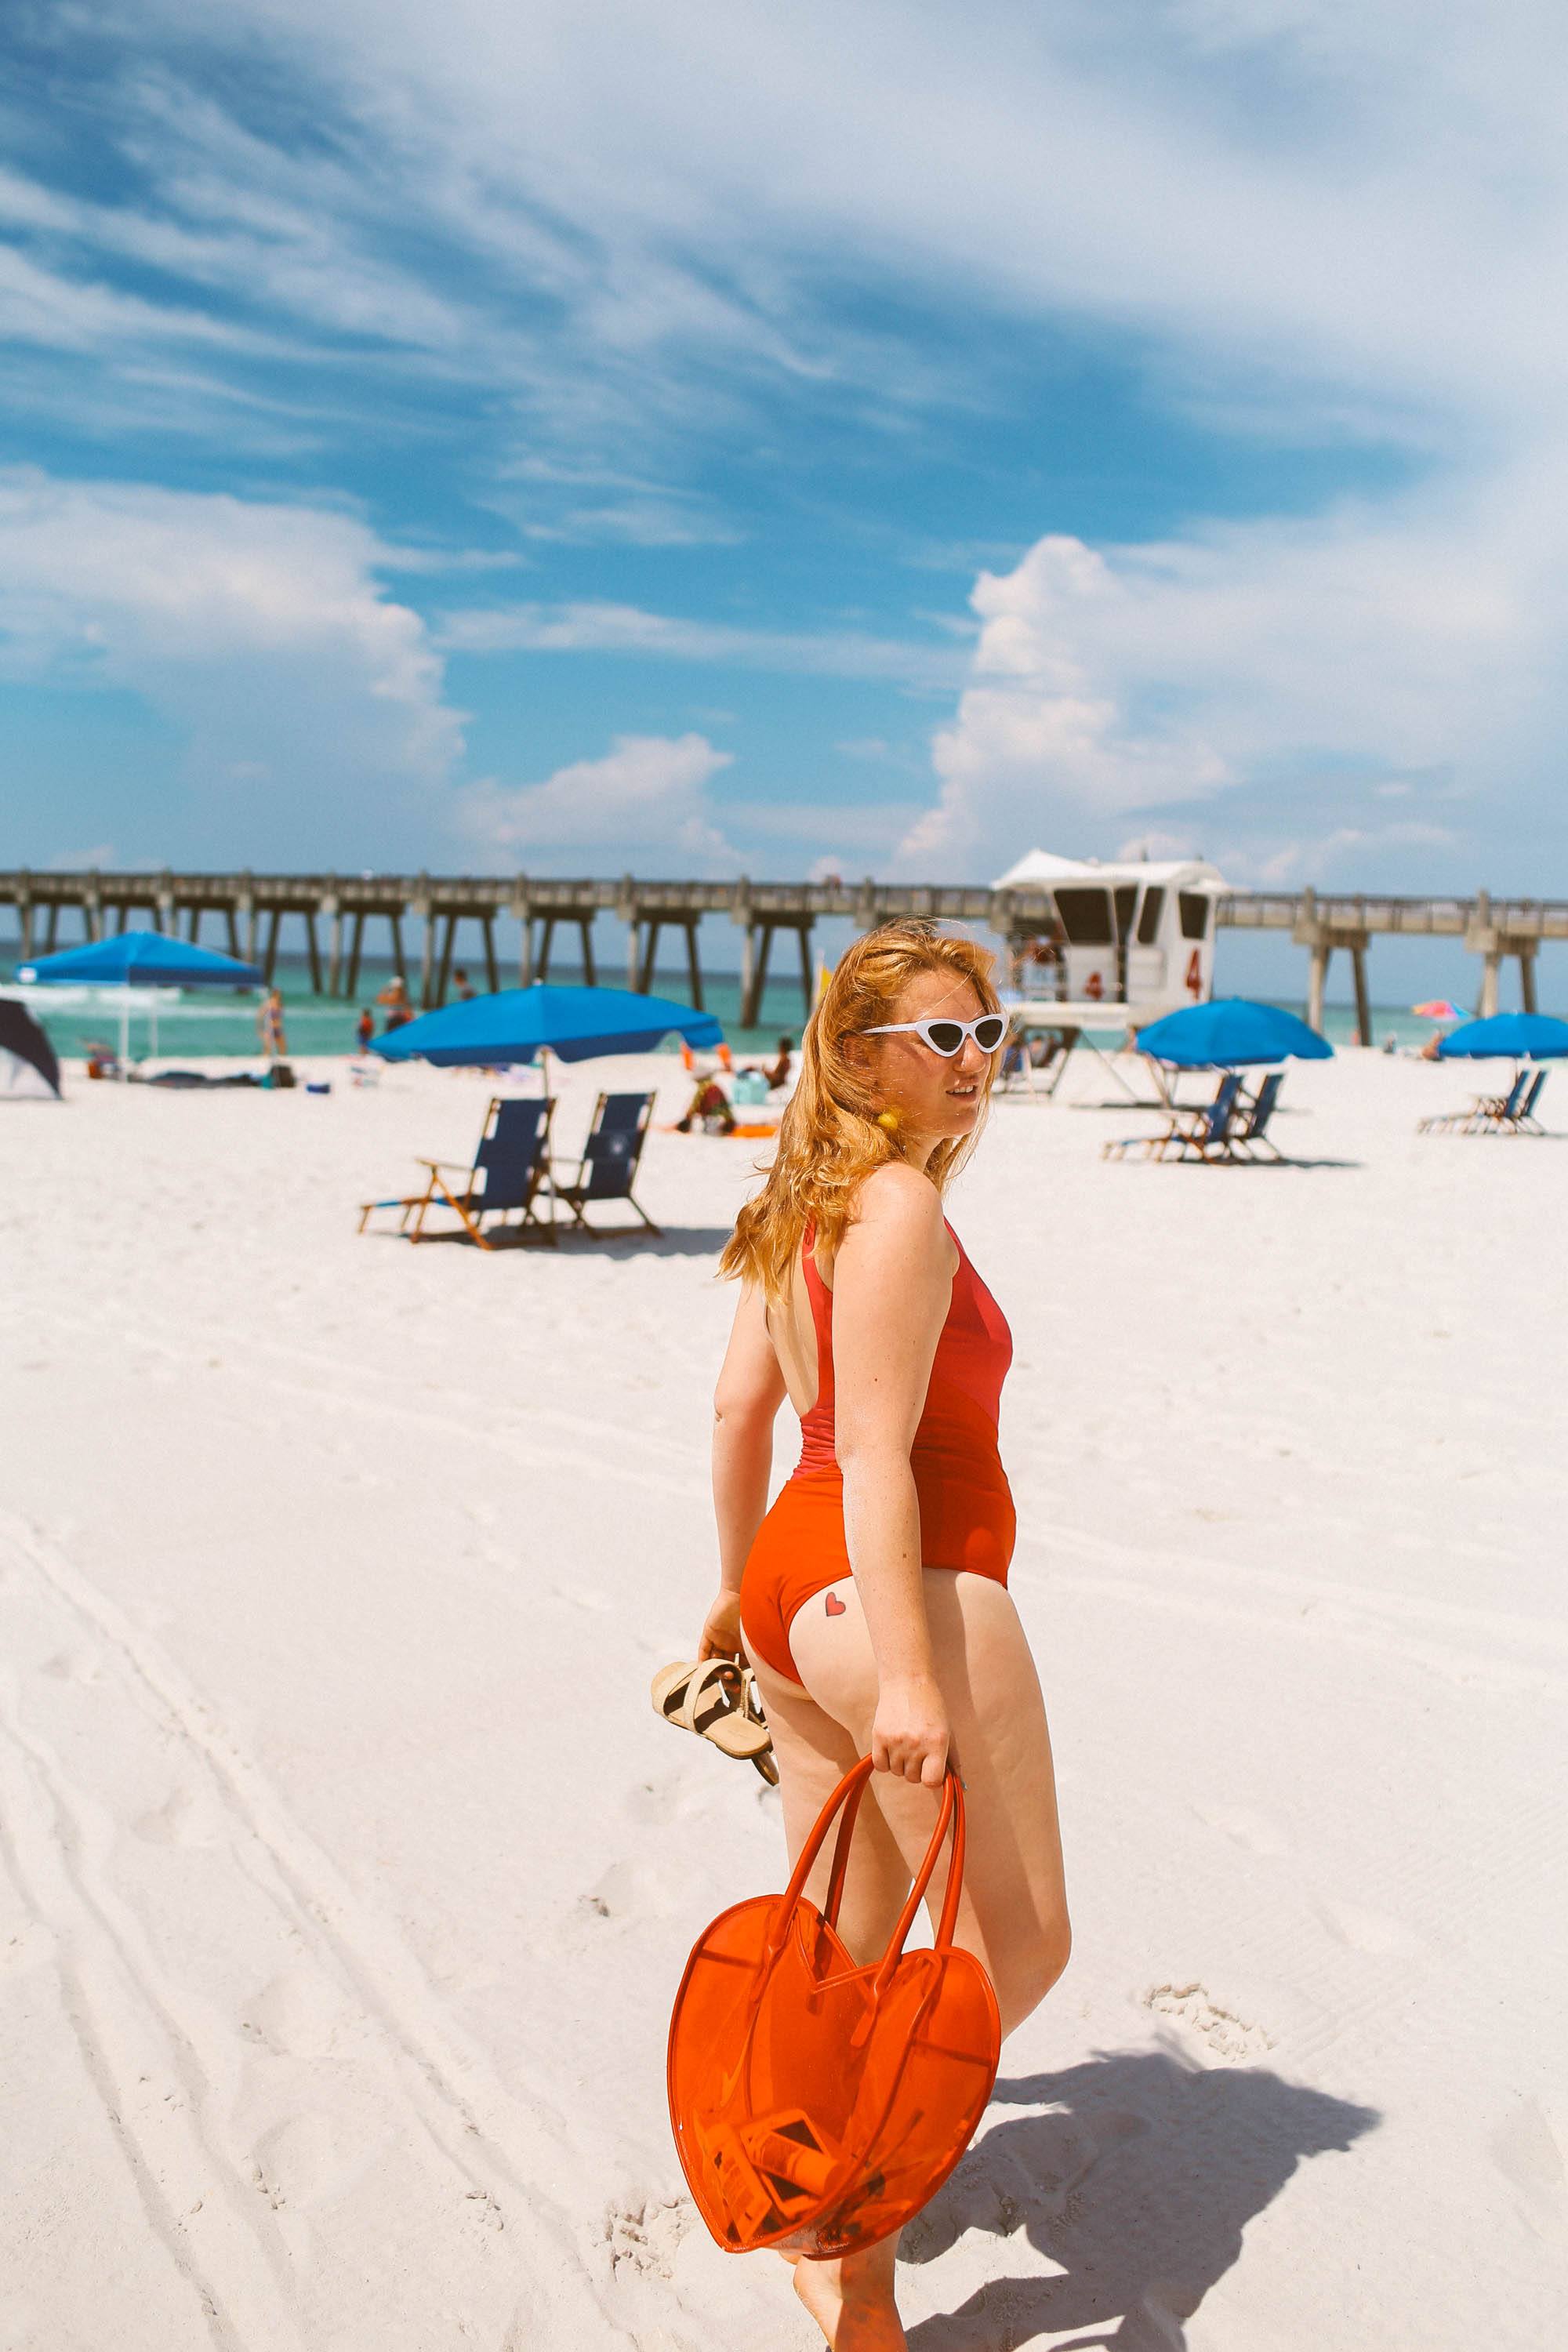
[718,920,1002,1299]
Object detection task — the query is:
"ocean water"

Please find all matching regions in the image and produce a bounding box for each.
[1,948,1468,1065]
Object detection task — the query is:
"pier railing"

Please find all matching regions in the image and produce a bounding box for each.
[2,870,1563,1027]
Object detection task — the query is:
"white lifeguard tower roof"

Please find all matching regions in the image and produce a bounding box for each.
[993,848,1230,894]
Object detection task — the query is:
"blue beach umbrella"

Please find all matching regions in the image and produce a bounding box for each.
[17,930,263,989]
[1437,1012,1568,1061]
[1135,997,1335,1069]
[370,982,724,1067]
[17,927,263,1062]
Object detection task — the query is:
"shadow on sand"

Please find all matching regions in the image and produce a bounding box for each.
[902,2048,1379,2350]
[386,1220,734,1257]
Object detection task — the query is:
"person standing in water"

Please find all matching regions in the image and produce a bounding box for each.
[257,985,287,1061]
[704,920,1069,2350]
[376,975,413,1031]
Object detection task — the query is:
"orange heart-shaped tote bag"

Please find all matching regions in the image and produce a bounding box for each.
[666,1756,1000,2258]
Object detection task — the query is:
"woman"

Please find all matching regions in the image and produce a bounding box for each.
[704,921,1070,2351]
[257,985,287,1061]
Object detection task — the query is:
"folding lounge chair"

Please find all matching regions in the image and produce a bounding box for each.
[1418,1069,1529,1135]
[1227,1070,1286,1161]
[1103,1071,1243,1163]
[358,1095,557,1247]
[548,1091,661,1236]
[1505,1069,1548,1132]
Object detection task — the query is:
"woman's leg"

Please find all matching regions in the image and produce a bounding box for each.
[745,1574,1069,2348]
[786,1569,1071,2042]
[746,1652,918,1962]
[744,1654,915,2350]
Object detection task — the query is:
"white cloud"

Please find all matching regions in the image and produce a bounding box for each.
[0,470,463,853]
[79,0,1568,449]
[906,454,1568,884]
[456,733,735,869]
[8,2,1568,884]
[437,599,963,691]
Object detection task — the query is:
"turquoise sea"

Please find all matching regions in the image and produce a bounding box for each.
[1,946,1465,1065]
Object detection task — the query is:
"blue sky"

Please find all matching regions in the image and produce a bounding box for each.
[2,0,1564,919]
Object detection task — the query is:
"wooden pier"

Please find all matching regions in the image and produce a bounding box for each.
[2,868,1563,1029]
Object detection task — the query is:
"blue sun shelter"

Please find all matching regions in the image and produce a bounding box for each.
[369,982,723,1067]
[1134,997,1335,1070]
[17,928,263,1065]
[1436,1012,1568,1063]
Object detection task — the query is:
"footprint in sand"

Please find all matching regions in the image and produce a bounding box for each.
[624,1777,684,1827]
[0,1920,53,1974]
[244,1968,349,2058]
[462,2187,507,2236]
[1143,1982,1272,2063]
[1311,1895,1424,1958]
[1193,1802,1293,1858]
[579,1857,671,1924]
[905,2103,1152,2260]
[252,2113,370,2209]
[607,2197,693,2280]
[131,1787,220,1847]
[38,1650,103,1685]
[1490,2099,1566,2219]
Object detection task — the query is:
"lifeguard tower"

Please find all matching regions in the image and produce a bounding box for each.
[993,849,1230,1088]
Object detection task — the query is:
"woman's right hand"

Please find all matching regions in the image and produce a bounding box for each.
[870,1672,950,1788]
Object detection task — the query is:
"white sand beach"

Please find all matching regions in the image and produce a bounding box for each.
[1,1047,1563,2350]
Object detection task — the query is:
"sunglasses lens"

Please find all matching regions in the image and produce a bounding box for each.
[924,1023,964,1055]
[975,1017,1007,1052]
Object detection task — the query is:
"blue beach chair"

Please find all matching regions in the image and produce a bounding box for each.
[1103,1071,1244,1163]
[1419,1069,1530,1135]
[548,1091,660,1236]
[1228,1070,1286,1161]
[1506,1069,1549,1131]
[358,1095,557,1246]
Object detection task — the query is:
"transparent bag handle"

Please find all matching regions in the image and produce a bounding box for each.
[764,1755,967,1981]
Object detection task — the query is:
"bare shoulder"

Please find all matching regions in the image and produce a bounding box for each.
[844,1163,952,1269]
[855,1160,943,1228]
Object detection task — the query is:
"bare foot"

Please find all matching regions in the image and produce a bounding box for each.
[788,2242,906,2350]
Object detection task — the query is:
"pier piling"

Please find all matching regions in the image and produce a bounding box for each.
[3,869,1563,1025]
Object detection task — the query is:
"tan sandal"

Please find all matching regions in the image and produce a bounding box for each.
[737,1668,779,1786]
[651,1659,777,1784]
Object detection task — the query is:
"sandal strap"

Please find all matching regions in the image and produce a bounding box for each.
[674,1659,743,1736]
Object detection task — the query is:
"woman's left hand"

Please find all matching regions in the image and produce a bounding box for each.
[698,1588,747,1662]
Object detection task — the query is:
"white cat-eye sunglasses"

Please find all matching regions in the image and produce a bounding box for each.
[860,1013,1009,1058]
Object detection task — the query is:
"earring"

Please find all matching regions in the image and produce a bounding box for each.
[876,1109,900,1132]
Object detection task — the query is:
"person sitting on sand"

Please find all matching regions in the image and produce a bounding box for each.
[377,975,413,1031]
[762,1035,793,1090]
[701,920,1069,2350]
[257,985,287,1060]
[675,1077,735,1134]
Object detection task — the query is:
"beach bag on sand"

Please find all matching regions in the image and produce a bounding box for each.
[666,1755,999,2259]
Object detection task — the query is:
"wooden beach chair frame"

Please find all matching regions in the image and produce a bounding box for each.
[358,1095,557,1247]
